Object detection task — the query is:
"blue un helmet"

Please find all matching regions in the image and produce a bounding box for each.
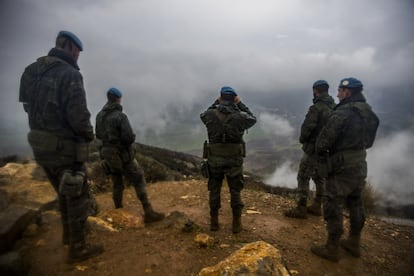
[107,87,122,98]
[312,80,329,89]
[338,77,363,89]
[220,86,237,96]
[57,30,83,51]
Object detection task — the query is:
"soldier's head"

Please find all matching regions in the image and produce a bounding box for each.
[337,77,363,101]
[220,86,237,103]
[312,80,329,97]
[107,87,122,103]
[55,30,83,61]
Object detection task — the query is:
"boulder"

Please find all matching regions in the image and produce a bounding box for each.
[198,240,290,276]
[0,251,28,276]
[99,209,145,229]
[158,211,199,232]
[194,233,214,248]
[0,162,56,254]
[0,205,36,253]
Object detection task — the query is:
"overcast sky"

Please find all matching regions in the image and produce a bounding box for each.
[1,0,414,147]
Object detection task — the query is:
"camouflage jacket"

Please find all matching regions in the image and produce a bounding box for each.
[316,93,379,157]
[200,101,256,144]
[19,48,93,142]
[300,93,335,155]
[95,102,136,148]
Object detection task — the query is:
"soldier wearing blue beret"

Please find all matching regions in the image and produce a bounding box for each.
[311,77,380,262]
[200,86,256,233]
[285,80,335,218]
[19,30,104,263]
[95,87,165,223]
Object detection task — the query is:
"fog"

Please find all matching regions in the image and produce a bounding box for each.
[265,130,414,206]
[258,113,294,138]
[367,130,414,205]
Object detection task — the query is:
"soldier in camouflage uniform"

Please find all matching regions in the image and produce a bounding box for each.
[95,88,164,223]
[19,31,104,263]
[200,87,256,233]
[285,80,335,218]
[311,78,379,262]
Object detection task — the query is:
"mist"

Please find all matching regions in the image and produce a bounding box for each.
[367,130,414,206]
[263,128,414,208]
[258,113,295,138]
[264,161,297,189]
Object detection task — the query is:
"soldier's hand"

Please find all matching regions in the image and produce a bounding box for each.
[234,96,241,104]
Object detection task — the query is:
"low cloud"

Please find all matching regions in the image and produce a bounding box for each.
[258,112,295,138]
[264,161,297,188]
[367,130,414,205]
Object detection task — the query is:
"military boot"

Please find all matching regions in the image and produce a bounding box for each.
[143,204,165,223]
[114,201,123,209]
[340,235,361,257]
[232,215,242,234]
[284,198,307,219]
[210,214,219,231]
[68,241,104,264]
[311,239,339,262]
[307,199,322,216]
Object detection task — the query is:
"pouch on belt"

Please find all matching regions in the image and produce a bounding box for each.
[59,170,85,197]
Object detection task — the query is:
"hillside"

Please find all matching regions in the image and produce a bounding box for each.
[1,142,414,275]
[1,162,413,275]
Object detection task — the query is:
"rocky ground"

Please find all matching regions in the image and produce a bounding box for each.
[18,178,414,276]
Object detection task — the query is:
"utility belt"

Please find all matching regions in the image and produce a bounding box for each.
[100,143,135,163]
[203,142,245,158]
[27,129,89,162]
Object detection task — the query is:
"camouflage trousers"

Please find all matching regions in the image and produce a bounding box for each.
[41,163,91,245]
[207,158,244,217]
[297,153,325,201]
[324,160,367,242]
[107,158,149,208]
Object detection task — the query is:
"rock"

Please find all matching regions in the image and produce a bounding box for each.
[99,209,145,229]
[159,211,199,232]
[0,162,56,210]
[0,162,58,255]
[0,205,36,254]
[23,223,39,237]
[194,233,214,248]
[87,216,118,232]
[0,251,28,276]
[198,241,290,276]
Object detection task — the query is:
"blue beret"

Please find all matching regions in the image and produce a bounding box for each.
[312,80,329,88]
[338,77,363,89]
[107,87,122,98]
[57,30,83,51]
[220,86,237,96]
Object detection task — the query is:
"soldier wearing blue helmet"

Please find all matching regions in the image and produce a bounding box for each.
[311,77,379,262]
[200,86,256,233]
[285,80,335,219]
[95,88,165,223]
[19,31,104,263]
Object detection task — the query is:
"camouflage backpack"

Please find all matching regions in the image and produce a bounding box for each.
[212,109,243,143]
[351,103,380,149]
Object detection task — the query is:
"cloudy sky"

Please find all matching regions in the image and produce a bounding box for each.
[1,0,413,140]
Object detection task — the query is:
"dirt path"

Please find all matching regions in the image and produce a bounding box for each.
[21,180,414,275]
